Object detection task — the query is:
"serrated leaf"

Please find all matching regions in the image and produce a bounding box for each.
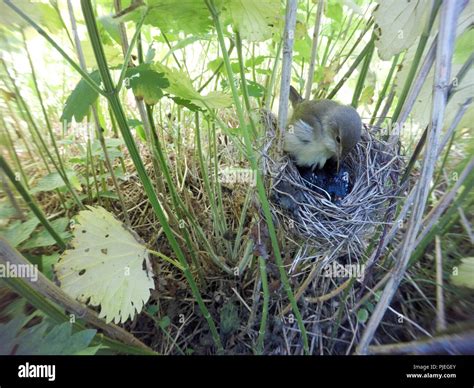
[245,55,266,68]
[86,138,124,162]
[61,71,101,123]
[1,217,40,248]
[218,0,280,42]
[18,322,97,355]
[125,63,169,105]
[170,96,202,112]
[451,257,474,289]
[325,0,343,24]
[373,0,429,60]
[0,314,97,355]
[144,0,213,34]
[55,206,155,324]
[155,63,232,109]
[246,80,265,98]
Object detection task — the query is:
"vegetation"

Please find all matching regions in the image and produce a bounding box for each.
[0,0,472,355]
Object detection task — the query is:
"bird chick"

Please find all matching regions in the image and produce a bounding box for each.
[284,86,362,170]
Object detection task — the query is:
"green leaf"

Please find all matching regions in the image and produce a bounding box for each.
[146,304,159,316]
[61,71,102,123]
[0,314,98,355]
[373,0,429,60]
[217,0,280,42]
[0,202,16,223]
[454,29,474,64]
[219,301,239,336]
[246,80,265,98]
[325,0,343,24]
[155,63,232,109]
[451,257,474,289]
[98,191,120,200]
[0,0,62,33]
[366,302,375,313]
[146,0,212,34]
[245,55,267,68]
[55,206,155,324]
[41,253,60,280]
[1,217,40,248]
[22,218,71,249]
[98,15,122,46]
[127,119,143,128]
[357,308,369,323]
[159,316,171,329]
[170,96,202,112]
[162,36,205,62]
[31,170,80,194]
[125,63,169,105]
[359,85,375,105]
[395,45,474,129]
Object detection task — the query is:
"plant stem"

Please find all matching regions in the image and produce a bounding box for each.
[80,0,222,351]
[0,237,156,354]
[351,37,374,108]
[357,0,463,354]
[370,53,400,125]
[0,155,66,250]
[256,256,269,355]
[206,0,309,353]
[327,36,374,99]
[277,0,298,133]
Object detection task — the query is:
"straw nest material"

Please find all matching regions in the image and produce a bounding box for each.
[260,110,404,262]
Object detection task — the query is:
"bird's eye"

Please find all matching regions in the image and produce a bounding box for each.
[336,135,341,143]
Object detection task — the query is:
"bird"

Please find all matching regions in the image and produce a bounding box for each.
[284,86,362,171]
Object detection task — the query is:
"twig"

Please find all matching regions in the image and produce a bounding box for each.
[277,0,298,134]
[66,0,131,227]
[458,207,474,244]
[368,329,474,355]
[0,237,154,352]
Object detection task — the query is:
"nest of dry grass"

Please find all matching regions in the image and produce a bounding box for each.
[261,111,404,263]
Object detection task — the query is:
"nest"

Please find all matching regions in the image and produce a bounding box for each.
[260,111,405,264]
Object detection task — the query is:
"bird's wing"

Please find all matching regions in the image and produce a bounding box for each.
[291,100,340,139]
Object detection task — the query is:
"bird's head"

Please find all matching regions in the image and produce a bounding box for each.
[287,86,362,171]
[328,106,362,170]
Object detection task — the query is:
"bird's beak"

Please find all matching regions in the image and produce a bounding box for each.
[336,146,342,172]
